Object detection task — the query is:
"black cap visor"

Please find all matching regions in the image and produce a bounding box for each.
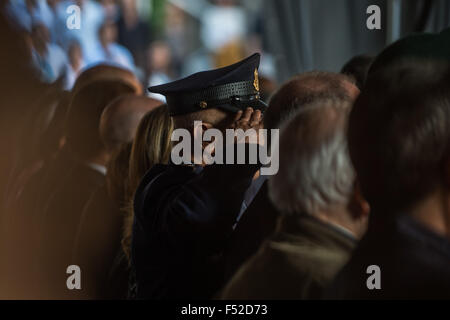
[214,97,268,114]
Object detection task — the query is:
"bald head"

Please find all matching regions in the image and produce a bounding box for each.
[100,95,163,152]
[264,71,359,130]
[72,64,142,96]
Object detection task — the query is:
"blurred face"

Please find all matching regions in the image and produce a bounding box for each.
[46,0,60,9]
[149,44,171,72]
[26,0,37,11]
[69,44,82,70]
[100,23,118,45]
[121,0,136,11]
[165,3,185,28]
[75,0,85,8]
[32,25,50,53]
[23,32,34,55]
[101,0,119,19]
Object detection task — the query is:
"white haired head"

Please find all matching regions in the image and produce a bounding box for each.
[269,97,355,216]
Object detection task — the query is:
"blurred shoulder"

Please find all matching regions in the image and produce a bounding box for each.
[133,164,200,216]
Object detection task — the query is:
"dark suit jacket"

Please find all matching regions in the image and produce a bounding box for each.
[4,150,76,298]
[223,181,279,283]
[71,184,125,299]
[12,148,75,235]
[132,162,260,300]
[326,214,450,299]
[38,162,105,298]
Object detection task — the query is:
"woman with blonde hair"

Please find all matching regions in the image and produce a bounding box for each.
[122,104,173,263]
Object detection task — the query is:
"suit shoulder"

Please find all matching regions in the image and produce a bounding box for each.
[133,164,199,216]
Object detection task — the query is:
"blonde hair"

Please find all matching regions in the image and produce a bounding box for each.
[122,105,173,262]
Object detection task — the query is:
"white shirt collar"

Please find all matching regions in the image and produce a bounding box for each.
[86,162,107,176]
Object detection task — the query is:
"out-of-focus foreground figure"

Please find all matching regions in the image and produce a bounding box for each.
[328,32,450,299]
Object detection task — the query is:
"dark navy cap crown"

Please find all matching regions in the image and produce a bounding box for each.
[148,53,267,116]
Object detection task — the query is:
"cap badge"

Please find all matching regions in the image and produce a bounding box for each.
[199,101,208,109]
[253,68,260,92]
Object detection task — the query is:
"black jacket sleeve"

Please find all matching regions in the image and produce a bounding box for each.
[141,161,261,257]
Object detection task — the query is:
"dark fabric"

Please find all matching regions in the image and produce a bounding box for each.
[3,149,76,297]
[369,29,450,74]
[117,17,151,71]
[106,248,130,300]
[264,0,387,82]
[221,215,356,300]
[149,53,260,94]
[326,214,450,299]
[263,0,450,82]
[148,53,266,115]
[71,184,124,299]
[37,163,105,298]
[131,161,260,300]
[12,147,75,230]
[223,181,279,283]
[165,80,266,115]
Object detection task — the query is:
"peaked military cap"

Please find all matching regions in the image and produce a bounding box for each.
[148,53,267,116]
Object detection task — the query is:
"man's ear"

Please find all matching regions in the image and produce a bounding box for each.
[348,180,370,220]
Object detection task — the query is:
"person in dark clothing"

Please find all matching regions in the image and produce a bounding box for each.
[327,33,450,299]
[121,105,174,299]
[340,54,374,90]
[222,92,368,300]
[36,66,142,298]
[0,11,58,298]
[117,0,151,74]
[131,54,268,299]
[72,143,132,300]
[71,95,161,299]
[222,71,360,284]
[5,89,69,215]
[222,181,277,282]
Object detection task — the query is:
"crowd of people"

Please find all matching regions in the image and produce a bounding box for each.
[5,0,147,88]
[0,1,450,300]
[3,0,273,95]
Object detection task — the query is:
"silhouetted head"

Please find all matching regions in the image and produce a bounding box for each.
[99,95,163,152]
[65,65,141,162]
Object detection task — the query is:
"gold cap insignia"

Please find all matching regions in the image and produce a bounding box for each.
[253,68,260,92]
[199,101,208,109]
